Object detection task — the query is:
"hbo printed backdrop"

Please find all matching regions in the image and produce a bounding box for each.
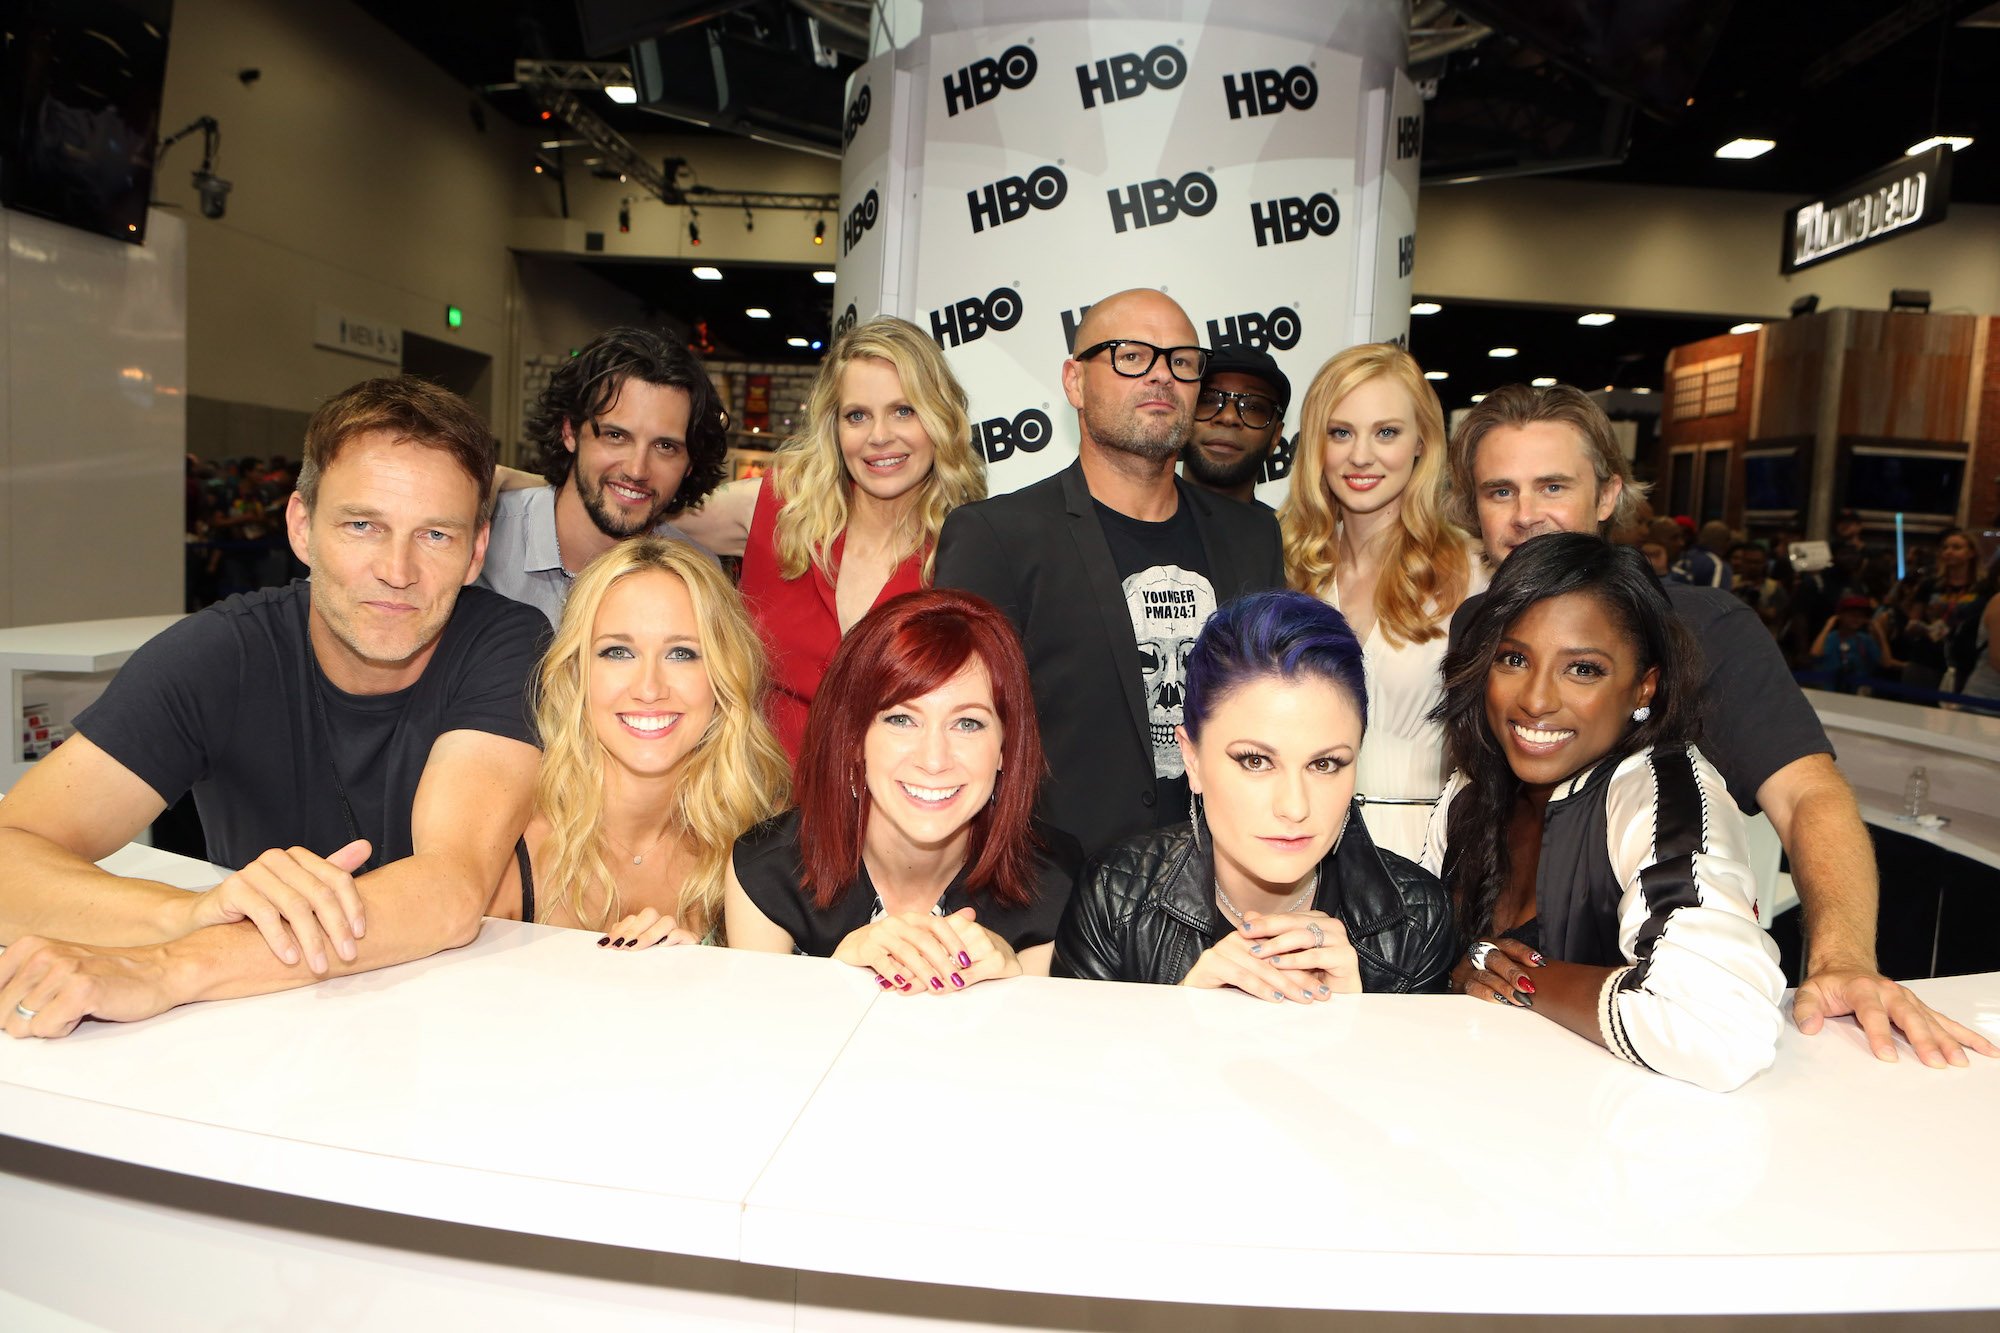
[833,10,1420,506]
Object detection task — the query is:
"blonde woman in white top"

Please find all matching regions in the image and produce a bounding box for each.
[1278,343,1484,859]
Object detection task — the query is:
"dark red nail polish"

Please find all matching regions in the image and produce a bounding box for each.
[951,973,964,988]
[612,938,626,947]
[898,980,912,991]
[597,937,610,947]
[877,975,891,989]
[893,974,905,986]
[958,951,971,968]
[1516,976,1536,994]
[930,977,943,990]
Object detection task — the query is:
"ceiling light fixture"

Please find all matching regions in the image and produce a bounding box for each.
[1907,134,1973,155]
[812,270,836,284]
[1715,138,1776,159]
[787,337,810,347]
[813,219,826,245]
[745,308,771,319]
[1531,377,1557,387]
[1470,394,1486,403]
[1633,387,1653,394]
[605,82,638,104]
[692,266,722,280]
[1730,321,1763,334]
[1423,370,1448,380]
[1488,347,1518,358]
[1411,301,1442,315]
[1577,312,1616,326]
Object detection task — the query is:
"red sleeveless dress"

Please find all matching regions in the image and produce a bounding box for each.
[737,476,925,763]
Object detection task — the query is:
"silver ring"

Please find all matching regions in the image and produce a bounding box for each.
[1306,922,1325,949]
[13,1003,37,1020]
[1466,940,1497,971]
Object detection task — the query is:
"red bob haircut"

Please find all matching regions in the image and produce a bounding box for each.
[795,588,1043,911]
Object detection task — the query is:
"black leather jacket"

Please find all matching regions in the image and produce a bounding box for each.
[1050,805,1455,993]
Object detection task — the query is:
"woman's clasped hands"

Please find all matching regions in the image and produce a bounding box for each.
[1181,909,1363,1003]
[834,905,1021,994]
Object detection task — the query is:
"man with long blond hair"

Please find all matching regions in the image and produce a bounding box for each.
[0,377,544,1039]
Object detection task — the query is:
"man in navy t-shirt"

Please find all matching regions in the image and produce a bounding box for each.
[0,376,544,1039]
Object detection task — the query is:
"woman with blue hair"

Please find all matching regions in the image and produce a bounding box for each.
[1052,591,1455,997]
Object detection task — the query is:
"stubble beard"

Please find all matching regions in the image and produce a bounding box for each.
[577,468,668,539]
[1181,437,1270,491]
[1083,394,1190,465]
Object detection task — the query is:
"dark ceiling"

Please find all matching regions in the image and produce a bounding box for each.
[355,1,1998,373]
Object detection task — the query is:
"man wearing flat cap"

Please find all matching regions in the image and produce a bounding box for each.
[1179,344,1291,508]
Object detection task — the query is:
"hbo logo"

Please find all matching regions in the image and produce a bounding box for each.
[1108,171,1215,235]
[843,84,870,146]
[1205,306,1301,353]
[1223,66,1318,120]
[1251,192,1339,248]
[943,45,1037,117]
[929,288,1023,349]
[966,165,1067,234]
[1076,45,1186,110]
[841,188,880,256]
[976,408,1052,464]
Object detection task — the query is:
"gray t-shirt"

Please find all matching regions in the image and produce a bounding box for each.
[476,485,718,627]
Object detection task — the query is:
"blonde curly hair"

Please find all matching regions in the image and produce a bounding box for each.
[531,538,789,938]
[769,316,985,585]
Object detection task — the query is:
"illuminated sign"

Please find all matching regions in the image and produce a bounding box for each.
[1782,146,1951,274]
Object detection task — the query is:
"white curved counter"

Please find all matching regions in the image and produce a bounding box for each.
[4,850,1999,1329]
[1812,689,2000,870]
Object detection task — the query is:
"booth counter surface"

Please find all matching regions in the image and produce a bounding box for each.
[1,849,1998,1323]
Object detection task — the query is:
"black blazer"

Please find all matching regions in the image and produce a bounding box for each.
[935,459,1285,858]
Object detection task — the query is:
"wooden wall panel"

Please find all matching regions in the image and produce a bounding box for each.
[1752,317,1829,441]
[1838,312,1977,441]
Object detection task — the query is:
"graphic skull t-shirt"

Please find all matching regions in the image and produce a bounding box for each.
[1092,498,1216,807]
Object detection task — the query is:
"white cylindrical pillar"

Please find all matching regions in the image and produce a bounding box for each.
[833,0,1420,503]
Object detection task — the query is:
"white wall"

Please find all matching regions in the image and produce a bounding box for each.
[0,209,186,626]
[1414,177,2000,319]
[158,0,544,441]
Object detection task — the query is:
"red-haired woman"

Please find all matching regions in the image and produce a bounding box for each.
[725,589,1080,990]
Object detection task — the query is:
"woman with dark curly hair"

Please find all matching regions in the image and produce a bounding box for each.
[1424,532,1786,1091]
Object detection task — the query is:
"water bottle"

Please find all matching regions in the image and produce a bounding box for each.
[1901,766,1929,821]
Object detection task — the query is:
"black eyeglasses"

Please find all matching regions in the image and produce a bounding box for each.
[1075,340,1209,383]
[1194,387,1278,429]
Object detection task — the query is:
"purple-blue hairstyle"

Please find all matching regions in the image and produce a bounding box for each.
[1183,590,1368,739]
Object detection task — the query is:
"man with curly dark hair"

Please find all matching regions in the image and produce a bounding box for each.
[479,326,729,625]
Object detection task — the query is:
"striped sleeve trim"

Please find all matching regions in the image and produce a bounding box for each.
[1621,746,1707,992]
[1598,965,1653,1071]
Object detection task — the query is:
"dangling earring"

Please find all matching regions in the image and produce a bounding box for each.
[989,769,999,807]
[1189,791,1205,852]
[1631,705,1651,723]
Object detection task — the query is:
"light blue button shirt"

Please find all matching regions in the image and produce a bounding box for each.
[476,485,719,628]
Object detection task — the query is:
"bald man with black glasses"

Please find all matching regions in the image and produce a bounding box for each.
[936,289,1284,857]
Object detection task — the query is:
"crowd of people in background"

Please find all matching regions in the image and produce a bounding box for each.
[183,453,304,611]
[1629,505,2000,705]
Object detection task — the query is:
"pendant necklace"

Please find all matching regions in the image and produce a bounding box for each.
[1215,868,1319,925]
[604,826,671,866]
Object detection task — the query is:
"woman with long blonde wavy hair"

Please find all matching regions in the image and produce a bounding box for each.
[674,316,986,761]
[1277,343,1484,860]
[487,537,790,946]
